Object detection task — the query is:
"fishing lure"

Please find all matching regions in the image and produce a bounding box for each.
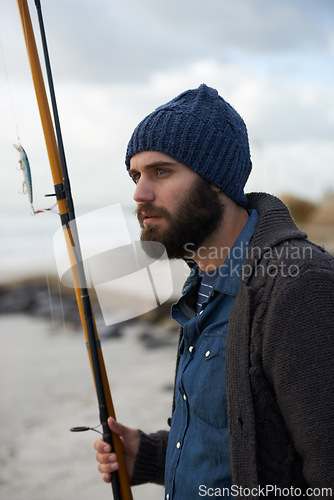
[14,143,57,215]
[14,142,35,214]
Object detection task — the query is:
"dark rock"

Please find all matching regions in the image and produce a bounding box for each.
[0,276,178,343]
[138,328,176,349]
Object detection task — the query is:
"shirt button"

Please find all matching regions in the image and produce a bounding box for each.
[205,350,210,357]
[176,442,181,449]
[166,495,170,500]
[189,345,194,353]
[183,394,187,401]
[199,310,204,315]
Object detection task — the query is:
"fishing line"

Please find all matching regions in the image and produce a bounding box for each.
[0,36,21,142]
[57,276,68,334]
[45,272,58,334]
[1,27,58,216]
[2,24,59,335]
[16,1,77,395]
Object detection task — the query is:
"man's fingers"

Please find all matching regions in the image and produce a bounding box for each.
[102,473,112,484]
[96,451,118,465]
[97,457,119,474]
[94,437,111,453]
[94,418,139,482]
[97,448,120,480]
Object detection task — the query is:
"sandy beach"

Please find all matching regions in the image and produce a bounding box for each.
[0,301,179,500]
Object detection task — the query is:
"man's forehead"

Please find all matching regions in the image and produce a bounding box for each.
[129,150,177,167]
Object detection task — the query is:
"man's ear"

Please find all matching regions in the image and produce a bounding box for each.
[211,186,233,207]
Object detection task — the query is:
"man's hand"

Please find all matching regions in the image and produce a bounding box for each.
[94,417,140,483]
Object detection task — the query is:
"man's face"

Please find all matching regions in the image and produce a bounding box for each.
[129,151,224,259]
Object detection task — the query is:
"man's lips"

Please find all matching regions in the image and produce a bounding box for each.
[137,205,170,226]
[140,212,162,224]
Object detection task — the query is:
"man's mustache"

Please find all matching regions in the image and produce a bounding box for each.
[136,203,171,223]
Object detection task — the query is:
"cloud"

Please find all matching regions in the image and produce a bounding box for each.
[4,0,333,84]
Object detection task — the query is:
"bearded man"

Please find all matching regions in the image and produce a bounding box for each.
[94,84,334,499]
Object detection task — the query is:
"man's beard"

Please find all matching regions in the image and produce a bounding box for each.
[136,177,224,259]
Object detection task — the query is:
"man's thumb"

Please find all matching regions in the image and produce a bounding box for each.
[107,416,125,437]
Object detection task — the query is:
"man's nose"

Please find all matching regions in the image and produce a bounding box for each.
[133,178,155,203]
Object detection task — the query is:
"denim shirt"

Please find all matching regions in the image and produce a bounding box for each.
[164,209,259,500]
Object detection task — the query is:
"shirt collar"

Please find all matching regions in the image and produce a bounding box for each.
[182,209,259,297]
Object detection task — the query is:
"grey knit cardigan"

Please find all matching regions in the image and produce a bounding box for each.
[131,193,334,497]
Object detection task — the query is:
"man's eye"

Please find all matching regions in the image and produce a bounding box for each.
[132,173,140,183]
[157,168,168,176]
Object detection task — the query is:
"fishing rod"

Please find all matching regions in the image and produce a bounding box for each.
[16,2,133,499]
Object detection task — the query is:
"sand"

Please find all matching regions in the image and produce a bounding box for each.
[0,313,177,500]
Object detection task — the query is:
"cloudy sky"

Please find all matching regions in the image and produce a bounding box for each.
[1,0,334,215]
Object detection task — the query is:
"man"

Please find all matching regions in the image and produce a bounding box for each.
[95,84,334,498]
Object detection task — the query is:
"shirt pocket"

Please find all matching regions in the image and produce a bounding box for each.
[183,333,228,428]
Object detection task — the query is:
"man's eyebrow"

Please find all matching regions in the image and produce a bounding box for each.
[128,161,177,177]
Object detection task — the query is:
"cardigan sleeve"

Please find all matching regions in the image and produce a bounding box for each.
[130,430,169,486]
[262,263,334,488]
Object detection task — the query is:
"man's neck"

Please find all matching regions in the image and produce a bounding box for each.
[191,200,249,272]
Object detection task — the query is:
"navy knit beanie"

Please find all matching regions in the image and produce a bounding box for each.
[125,84,251,207]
